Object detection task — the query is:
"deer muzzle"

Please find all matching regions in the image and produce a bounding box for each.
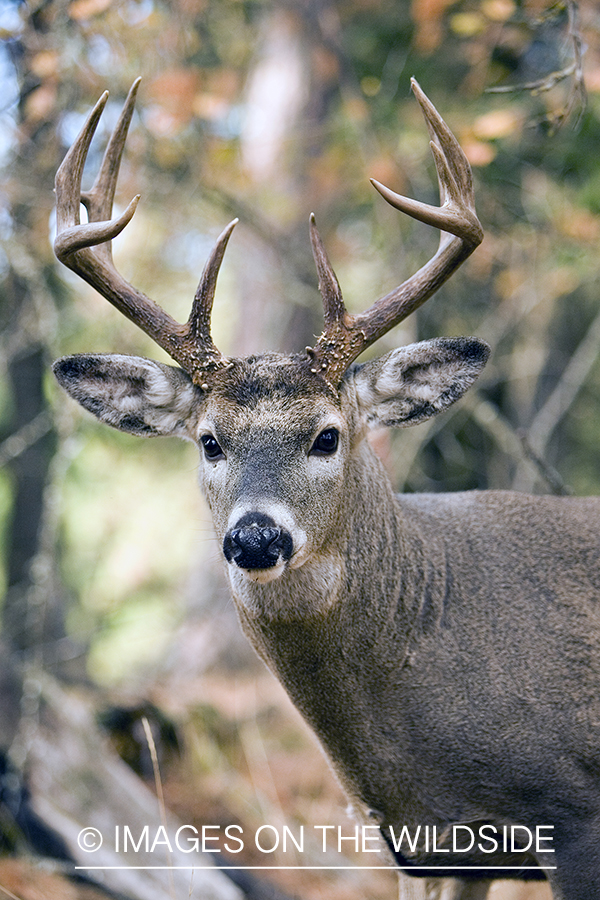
[223,512,294,575]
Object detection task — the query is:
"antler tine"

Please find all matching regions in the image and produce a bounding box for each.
[185,219,238,375]
[54,81,233,386]
[371,79,481,247]
[306,79,483,388]
[54,89,141,262]
[306,215,367,378]
[80,77,141,267]
[309,213,345,327]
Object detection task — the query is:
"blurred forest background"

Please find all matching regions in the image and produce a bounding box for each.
[1,1,600,899]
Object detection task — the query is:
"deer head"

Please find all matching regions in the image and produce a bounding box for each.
[53,79,488,608]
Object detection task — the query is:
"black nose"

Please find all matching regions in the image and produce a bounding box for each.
[223,513,293,570]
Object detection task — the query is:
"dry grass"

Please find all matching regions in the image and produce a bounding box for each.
[0,859,108,900]
[156,665,398,900]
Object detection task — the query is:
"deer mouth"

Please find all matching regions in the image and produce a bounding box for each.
[223,512,295,581]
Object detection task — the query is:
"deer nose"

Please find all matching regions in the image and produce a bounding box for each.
[223,513,293,571]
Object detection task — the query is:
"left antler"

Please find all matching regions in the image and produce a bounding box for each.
[54,78,236,387]
[306,78,483,388]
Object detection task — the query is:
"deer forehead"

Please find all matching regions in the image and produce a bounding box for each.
[196,354,346,446]
[199,394,344,448]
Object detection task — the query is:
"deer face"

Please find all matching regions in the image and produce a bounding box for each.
[54,337,488,593]
[195,356,348,585]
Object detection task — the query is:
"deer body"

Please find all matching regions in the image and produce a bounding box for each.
[192,355,600,896]
[51,80,600,900]
[240,486,600,839]
[225,398,600,899]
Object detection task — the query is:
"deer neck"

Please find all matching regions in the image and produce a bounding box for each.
[231,442,447,822]
[231,439,438,666]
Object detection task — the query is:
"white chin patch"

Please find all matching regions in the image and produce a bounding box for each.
[235,560,287,584]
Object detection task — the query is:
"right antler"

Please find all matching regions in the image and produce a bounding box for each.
[54,78,236,388]
[306,79,483,388]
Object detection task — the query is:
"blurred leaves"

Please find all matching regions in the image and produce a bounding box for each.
[1,0,600,675]
[1,3,600,898]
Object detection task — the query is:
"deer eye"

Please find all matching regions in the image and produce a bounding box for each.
[201,434,225,461]
[310,428,339,457]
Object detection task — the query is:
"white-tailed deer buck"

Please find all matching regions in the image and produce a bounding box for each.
[52,79,600,900]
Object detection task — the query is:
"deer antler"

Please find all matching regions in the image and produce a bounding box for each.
[306,79,483,388]
[56,79,481,391]
[54,78,236,388]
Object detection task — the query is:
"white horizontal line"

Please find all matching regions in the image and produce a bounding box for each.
[74,865,557,871]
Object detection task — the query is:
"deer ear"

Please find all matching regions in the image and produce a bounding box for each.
[349,337,489,429]
[53,354,199,438]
